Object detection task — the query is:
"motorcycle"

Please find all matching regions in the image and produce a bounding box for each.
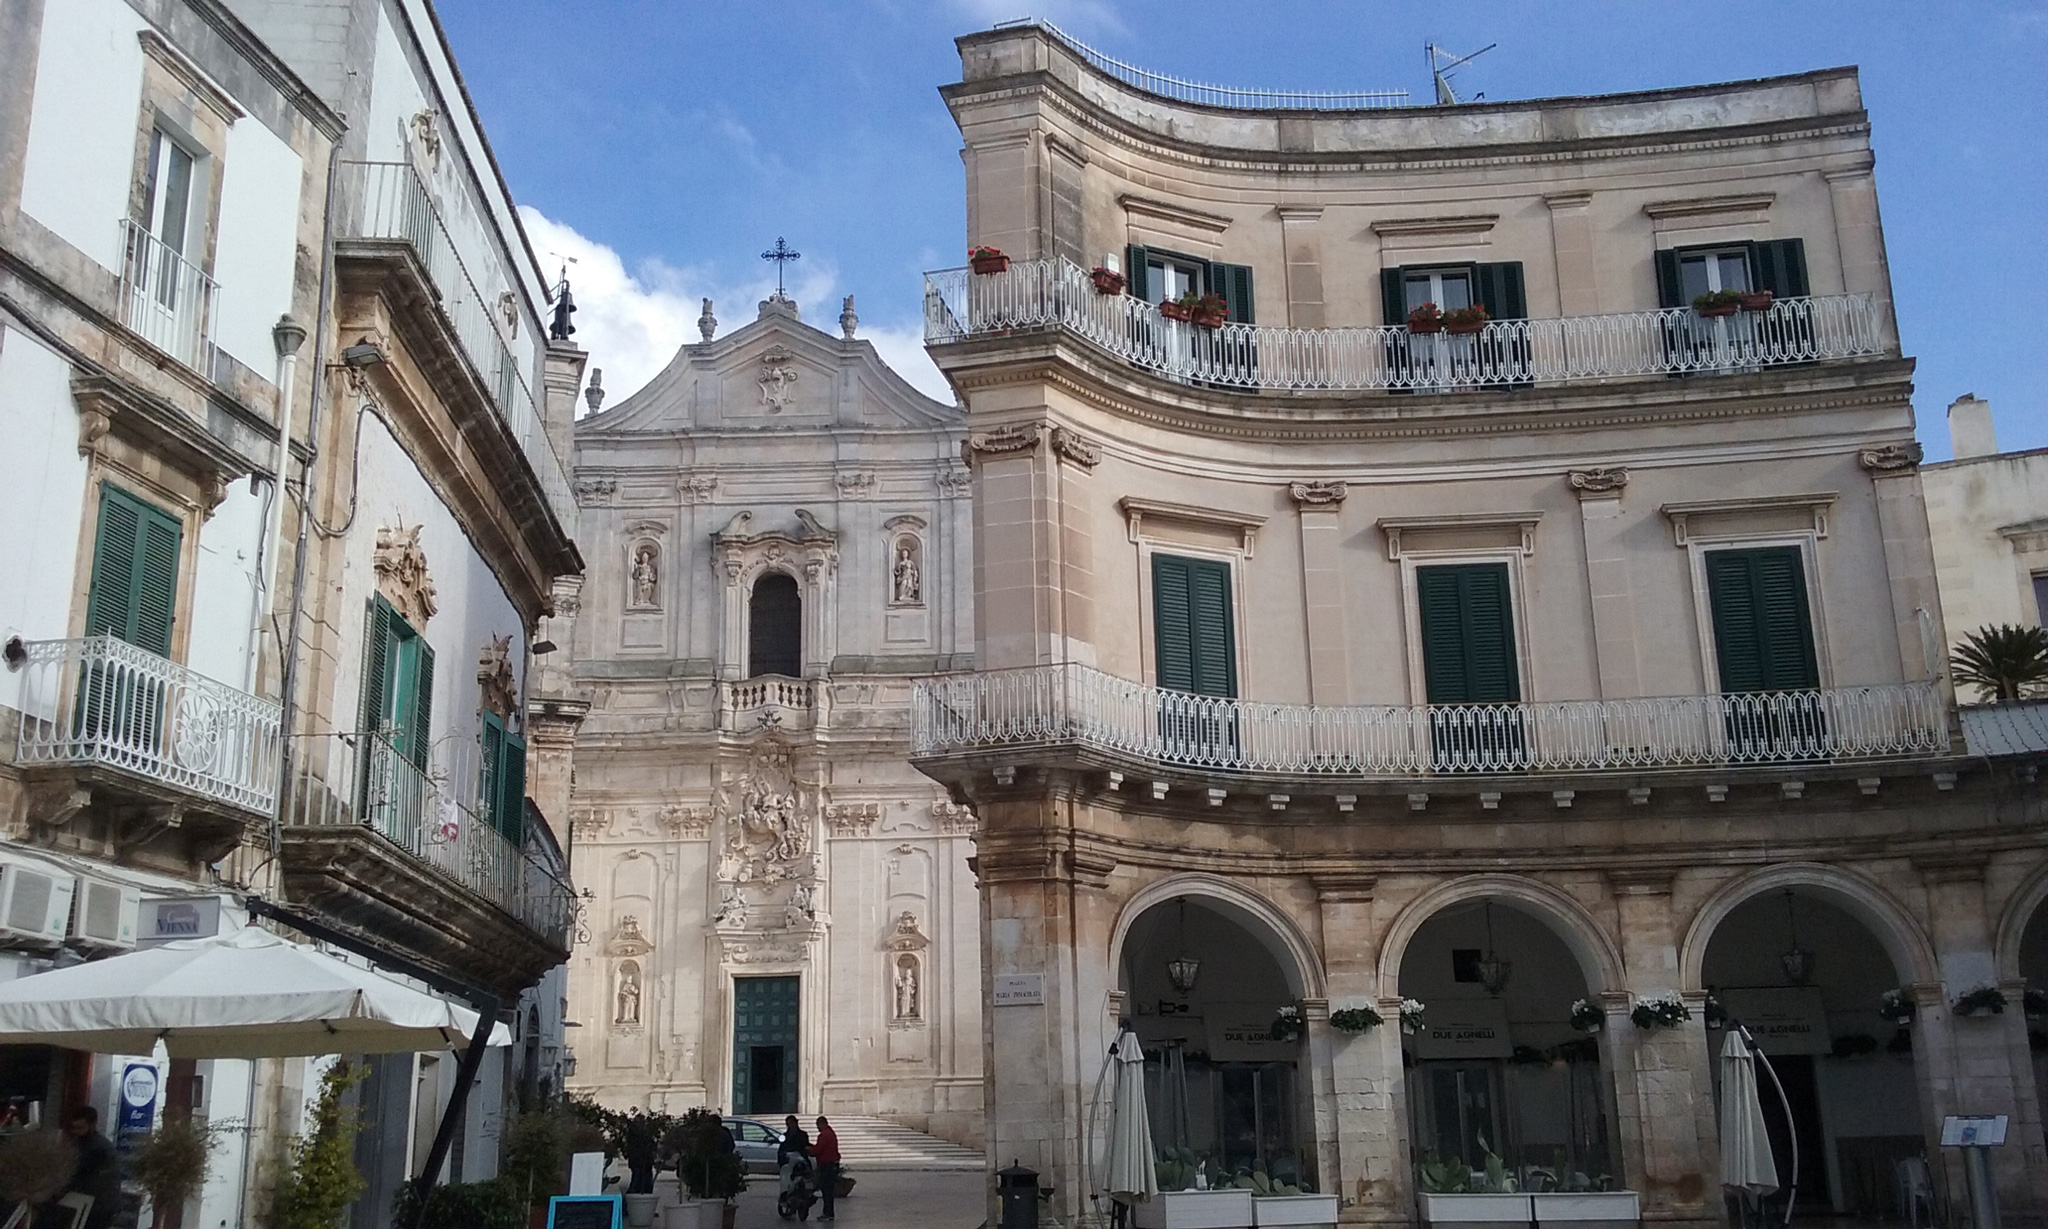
[778,1153,819,1222]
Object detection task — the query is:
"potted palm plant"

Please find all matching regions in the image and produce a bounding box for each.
[1951,624,2048,701]
[969,245,1010,275]
[129,1119,220,1228]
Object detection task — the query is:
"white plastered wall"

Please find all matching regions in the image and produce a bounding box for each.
[211,117,305,373]
[17,0,147,273]
[0,327,93,711]
[188,479,268,689]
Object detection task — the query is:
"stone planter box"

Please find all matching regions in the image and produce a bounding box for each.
[1252,1192,1340,1226]
[1419,1192,1533,1228]
[661,1201,716,1229]
[1134,1189,1257,1228]
[623,1192,660,1228]
[1533,1192,1639,1228]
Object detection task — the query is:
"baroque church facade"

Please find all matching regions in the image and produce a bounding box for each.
[559,292,984,1144]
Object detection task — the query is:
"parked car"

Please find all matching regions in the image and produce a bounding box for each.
[727,1116,785,1173]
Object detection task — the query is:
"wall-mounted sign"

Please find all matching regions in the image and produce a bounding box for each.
[1718,988,1828,1056]
[1940,1115,2008,1147]
[993,974,1044,1006]
[115,1062,158,1155]
[1410,999,1512,1060]
[138,897,221,945]
[1206,1003,1297,1062]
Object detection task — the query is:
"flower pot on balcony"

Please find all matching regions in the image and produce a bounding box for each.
[1738,290,1775,311]
[1252,1192,1340,1226]
[1091,268,1127,294]
[1133,1189,1256,1228]
[1191,309,1228,328]
[1691,291,1742,318]
[1160,301,1194,322]
[1532,1191,1640,1229]
[969,248,1010,275]
[1442,307,1490,335]
[1419,1192,1533,1229]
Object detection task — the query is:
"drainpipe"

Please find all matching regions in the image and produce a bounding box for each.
[249,315,307,694]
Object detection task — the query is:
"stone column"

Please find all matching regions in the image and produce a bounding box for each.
[1298,997,1339,1197]
[1313,874,1410,1222]
[1823,160,1896,347]
[1277,207,1328,328]
[1543,193,1599,317]
[1606,871,1720,1228]
[1293,483,1351,705]
[1570,469,1642,699]
[1859,450,1949,699]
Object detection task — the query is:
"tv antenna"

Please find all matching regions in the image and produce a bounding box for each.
[1427,41,1496,105]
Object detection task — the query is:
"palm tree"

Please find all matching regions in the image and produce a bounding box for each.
[1951,624,2048,702]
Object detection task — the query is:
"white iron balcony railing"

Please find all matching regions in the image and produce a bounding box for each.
[282,729,571,943]
[119,220,218,375]
[1001,19,1408,110]
[343,160,577,535]
[923,259,1887,393]
[912,663,1948,778]
[11,636,281,813]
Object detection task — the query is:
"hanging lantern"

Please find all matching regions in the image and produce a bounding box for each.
[1478,902,1513,997]
[1780,890,1814,986]
[1166,897,1201,995]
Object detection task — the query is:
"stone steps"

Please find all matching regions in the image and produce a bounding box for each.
[825,1116,985,1171]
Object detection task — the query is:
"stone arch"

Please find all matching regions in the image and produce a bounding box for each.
[1109,872,1325,1000]
[1376,874,1624,997]
[1678,861,1939,990]
[1993,855,2048,982]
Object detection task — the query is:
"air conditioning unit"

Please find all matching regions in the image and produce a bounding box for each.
[71,878,141,949]
[0,863,75,944]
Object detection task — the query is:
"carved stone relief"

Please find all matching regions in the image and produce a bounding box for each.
[758,345,799,412]
[824,802,880,837]
[890,535,923,606]
[628,541,661,609]
[1858,442,1923,472]
[1568,467,1630,496]
[1288,481,1348,506]
[374,524,437,627]
[614,959,642,1027]
[477,634,516,719]
[933,801,978,835]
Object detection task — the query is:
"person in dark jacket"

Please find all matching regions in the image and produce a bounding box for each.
[61,1107,118,1229]
[623,1109,657,1194]
[813,1116,842,1221]
[776,1115,811,1196]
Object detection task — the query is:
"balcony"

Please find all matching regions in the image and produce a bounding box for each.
[118,220,218,376]
[922,258,1886,394]
[720,676,818,733]
[11,635,280,813]
[278,730,571,995]
[341,160,576,535]
[912,663,1948,787]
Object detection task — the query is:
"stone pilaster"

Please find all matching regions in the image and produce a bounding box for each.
[1570,469,1641,698]
[1277,207,1327,328]
[1858,449,1950,705]
[1313,875,1408,1220]
[1823,161,1896,346]
[1543,192,1600,316]
[1293,483,1350,704]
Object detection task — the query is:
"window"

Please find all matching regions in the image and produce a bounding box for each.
[1380,263,1525,327]
[1654,239,1809,308]
[1416,563,1520,705]
[1677,248,1752,300]
[85,484,182,657]
[748,573,802,678]
[1151,554,1236,697]
[1404,268,1474,314]
[479,711,528,843]
[359,595,435,770]
[1125,245,1256,323]
[142,128,197,258]
[2033,573,2048,625]
[1704,547,1819,693]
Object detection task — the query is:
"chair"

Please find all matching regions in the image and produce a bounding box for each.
[1894,1155,1935,1229]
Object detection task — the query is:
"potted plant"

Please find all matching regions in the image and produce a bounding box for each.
[1399,999,1427,1035]
[1531,1188,1639,1226]
[1159,296,1194,322]
[1329,1005,1383,1034]
[1691,289,1742,318]
[1738,289,1775,311]
[1951,624,2048,701]
[2025,987,2047,1019]
[1187,292,1230,328]
[1141,1149,1255,1229]
[832,1164,856,1200]
[0,1128,78,1225]
[1878,988,1915,1024]
[1568,999,1604,1034]
[398,1178,526,1229]
[1268,1005,1304,1043]
[272,1061,370,1229]
[1417,1147,1530,1228]
[664,1109,746,1229]
[1238,1170,1337,1227]
[1703,995,1728,1029]
[1090,266,1126,294]
[129,1118,220,1227]
[969,245,1010,275]
[1629,994,1690,1030]
[1442,305,1490,334]
[1952,985,2008,1018]
[1407,303,1444,334]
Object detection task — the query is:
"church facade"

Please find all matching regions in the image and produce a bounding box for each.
[560,293,984,1144]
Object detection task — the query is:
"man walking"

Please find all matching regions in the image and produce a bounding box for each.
[813,1116,842,1221]
[623,1108,657,1195]
[62,1107,119,1229]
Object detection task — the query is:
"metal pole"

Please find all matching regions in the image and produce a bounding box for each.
[1962,1147,2000,1229]
[406,998,500,1226]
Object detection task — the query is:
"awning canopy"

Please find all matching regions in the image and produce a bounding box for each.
[0,928,509,1058]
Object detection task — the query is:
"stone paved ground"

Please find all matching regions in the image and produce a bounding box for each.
[731,1169,987,1228]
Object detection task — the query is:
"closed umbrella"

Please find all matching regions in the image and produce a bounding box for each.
[1718,1028,1779,1221]
[1103,1028,1159,1217]
[0,927,508,1058]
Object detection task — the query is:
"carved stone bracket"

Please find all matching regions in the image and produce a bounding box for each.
[477,635,516,719]
[374,524,438,626]
[607,915,656,958]
[933,801,978,835]
[661,805,711,839]
[825,802,881,837]
[961,424,1041,465]
[574,476,618,506]
[1289,481,1347,507]
[678,473,719,503]
[1858,442,1923,473]
[569,809,606,840]
[936,467,973,496]
[834,471,876,498]
[1050,428,1100,469]
[1568,467,1630,496]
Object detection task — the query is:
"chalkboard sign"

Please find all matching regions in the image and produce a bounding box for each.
[546,1195,622,1229]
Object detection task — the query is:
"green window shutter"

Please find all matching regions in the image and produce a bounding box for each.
[1476,262,1527,321]
[359,597,393,736]
[1707,547,1819,693]
[86,485,181,656]
[1125,245,1151,301]
[1380,267,1407,326]
[407,637,435,770]
[1152,554,1195,693]
[1753,239,1809,298]
[1212,261,1255,323]
[1418,563,1520,704]
[1187,559,1236,697]
[480,711,505,829]
[1653,249,1685,308]
[499,729,528,842]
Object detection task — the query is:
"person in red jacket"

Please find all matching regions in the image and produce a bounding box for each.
[813,1116,842,1221]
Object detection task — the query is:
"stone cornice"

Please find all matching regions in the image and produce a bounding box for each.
[1642,192,1775,221]
[1369,214,1499,238]
[138,30,244,122]
[1119,496,1265,554]
[1118,194,1233,234]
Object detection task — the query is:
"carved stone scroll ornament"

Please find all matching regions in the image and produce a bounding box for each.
[661,805,711,839]
[834,471,876,498]
[758,345,799,411]
[936,467,973,496]
[1050,428,1101,469]
[477,634,516,719]
[933,800,978,835]
[574,476,617,506]
[824,802,880,837]
[1858,442,1923,472]
[961,424,1041,466]
[678,474,719,504]
[1288,481,1348,507]
[374,524,438,627]
[1568,467,1630,496]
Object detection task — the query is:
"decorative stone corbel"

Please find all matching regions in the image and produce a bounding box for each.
[1288,481,1347,507]
[373,523,438,627]
[77,409,112,460]
[1049,428,1100,469]
[961,424,1041,465]
[1568,467,1629,497]
[1858,442,1923,473]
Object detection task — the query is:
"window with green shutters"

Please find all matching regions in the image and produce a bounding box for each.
[479,710,528,843]
[1125,244,1256,323]
[85,484,183,657]
[1704,547,1819,693]
[1416,563,1521,705]
[357,595,435,771]
[1151,554,1236,697]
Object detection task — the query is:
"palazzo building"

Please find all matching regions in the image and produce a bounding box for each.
[913,22,2048,1228]
[562,293,985,1144]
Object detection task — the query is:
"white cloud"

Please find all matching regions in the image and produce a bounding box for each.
[518,206,953,410]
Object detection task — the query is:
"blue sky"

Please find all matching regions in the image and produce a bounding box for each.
[439,0,2047,456]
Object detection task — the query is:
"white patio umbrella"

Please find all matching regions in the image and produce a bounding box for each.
[0,928,509,1058]
[1718,1028,1779,1198]
[1103,1029,1159,1210]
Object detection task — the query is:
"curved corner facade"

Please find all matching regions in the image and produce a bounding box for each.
[921,23,2046,1229]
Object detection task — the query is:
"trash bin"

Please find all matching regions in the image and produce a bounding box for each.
[998,1160,1039,1229]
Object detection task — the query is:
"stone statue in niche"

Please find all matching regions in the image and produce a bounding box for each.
[615,961,642,1026]
[894,954,921,1020]
[891,537,922,605]
[629,542,660,608]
